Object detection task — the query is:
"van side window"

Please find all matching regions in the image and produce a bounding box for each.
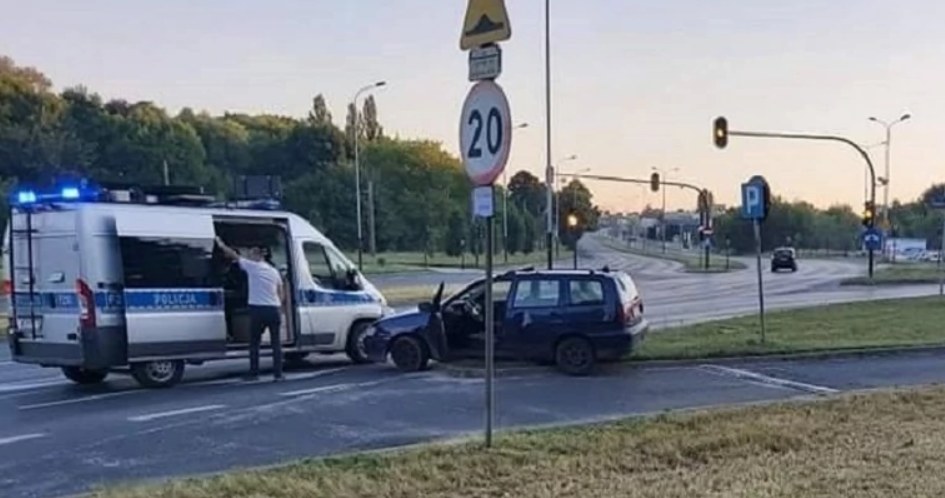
[120,238,215,289]
[511,279,561,308]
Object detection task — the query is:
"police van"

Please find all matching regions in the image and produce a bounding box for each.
[4,178,391,388]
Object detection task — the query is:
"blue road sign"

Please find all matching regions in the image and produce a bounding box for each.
[861,227,883,251]
[741,176,769,220]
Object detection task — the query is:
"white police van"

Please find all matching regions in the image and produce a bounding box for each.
[4,178,391,388]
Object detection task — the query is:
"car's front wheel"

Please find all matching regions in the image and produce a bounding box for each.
[390,336,430,372]
[555,336,596,376]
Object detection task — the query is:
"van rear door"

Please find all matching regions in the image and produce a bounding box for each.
[8,210,82,345]
[114,211,227,360]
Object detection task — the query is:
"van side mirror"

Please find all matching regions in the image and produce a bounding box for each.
[345,268,362,290]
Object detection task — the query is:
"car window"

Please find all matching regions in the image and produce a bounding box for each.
[569,279,605,306]
[615,273,638,301]
[511,279,561,308]
[461,280,512,303]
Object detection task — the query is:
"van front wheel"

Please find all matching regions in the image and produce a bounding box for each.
[62,366,108,385]
[131,360,185,388]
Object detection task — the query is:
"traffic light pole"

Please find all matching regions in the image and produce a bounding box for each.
[559,173,713,261]
[728,130,877,279]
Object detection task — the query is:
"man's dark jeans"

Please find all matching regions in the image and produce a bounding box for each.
[249,305,283,378]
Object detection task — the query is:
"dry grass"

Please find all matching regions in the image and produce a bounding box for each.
[95,386,945,498]
[381,285,462,307]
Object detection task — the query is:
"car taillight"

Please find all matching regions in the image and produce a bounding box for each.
[1,279,10,296]
[76,279,96,329]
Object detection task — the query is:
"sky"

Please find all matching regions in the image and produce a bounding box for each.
[1,0,943,213]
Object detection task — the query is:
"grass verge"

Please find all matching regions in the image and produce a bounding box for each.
[841,263,944,286]
[600,238,745,273]
[349,250,572,275]
[635,296,945,360]
[95,386,945,498]
[381,284,462,307]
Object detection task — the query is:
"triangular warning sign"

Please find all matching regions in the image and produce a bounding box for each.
[460,0,512,50]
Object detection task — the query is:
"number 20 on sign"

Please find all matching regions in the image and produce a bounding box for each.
[460,80,512,186]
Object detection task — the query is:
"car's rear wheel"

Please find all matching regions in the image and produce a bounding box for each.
[345,320,374,364]
[61,366,108,385]
[131,360,185,388]
[555,336,596,376]
[390,336,430,372]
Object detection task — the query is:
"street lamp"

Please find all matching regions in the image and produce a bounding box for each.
[503,123,529,263]
[652,166,679,253]
[868,113,911,227]
[352,80,387,271]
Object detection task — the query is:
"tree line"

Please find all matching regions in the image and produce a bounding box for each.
[0,56,600,255]
[712,184,945,254]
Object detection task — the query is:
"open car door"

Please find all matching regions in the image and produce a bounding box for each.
[423,283,449,361]
[114,211,227,360]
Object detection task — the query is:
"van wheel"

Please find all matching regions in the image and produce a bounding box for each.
[345,321,374,364]
[131,360,185,388]
[390,336,430,372]
[61,366,108,385]
[555,337,596,376]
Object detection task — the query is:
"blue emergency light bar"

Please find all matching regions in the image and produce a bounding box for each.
[11,184,99,206]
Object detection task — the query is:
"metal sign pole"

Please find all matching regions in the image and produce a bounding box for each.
[484,207,495,447]
[939,217,945,297]
[754,219,766,343]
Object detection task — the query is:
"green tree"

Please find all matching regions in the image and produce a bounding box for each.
[308,94,332,126]
[445,209,468,257]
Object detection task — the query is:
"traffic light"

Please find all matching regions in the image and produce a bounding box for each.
[567,213,579,228]
[862,201,875,227]
[650,172,660,192]
[713,117,728,149]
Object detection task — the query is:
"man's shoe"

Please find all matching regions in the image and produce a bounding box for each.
[273,375,285,382]
[241,374,259,382]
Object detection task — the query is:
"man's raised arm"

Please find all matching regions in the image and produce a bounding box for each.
[215,237,240,261]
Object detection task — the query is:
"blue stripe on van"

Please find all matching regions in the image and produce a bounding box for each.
[13,291,79,312]
[298,288,379,307]
[122,289,223,313]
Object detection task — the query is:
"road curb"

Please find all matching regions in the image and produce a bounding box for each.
[431,344,945,378]
[629,343,945,368]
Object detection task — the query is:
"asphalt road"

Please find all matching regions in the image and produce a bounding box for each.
[6,347,945,497]
[2,236,944,497]
[376,234,941,328]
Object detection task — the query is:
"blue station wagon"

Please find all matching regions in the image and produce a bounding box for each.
[364,268,648,375]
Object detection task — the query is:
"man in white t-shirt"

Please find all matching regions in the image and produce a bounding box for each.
[216,237,286,381]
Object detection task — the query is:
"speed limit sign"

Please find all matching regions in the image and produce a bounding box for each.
[459,80,512,186]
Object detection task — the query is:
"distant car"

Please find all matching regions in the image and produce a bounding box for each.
[771,247,797,273]
[364,268,648,376]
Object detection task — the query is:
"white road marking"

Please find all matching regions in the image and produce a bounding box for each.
[185,367,350,388]
[0,433,47,446]
[128,404,227,422]
[0,379,65,393]
[279,374,425,397]
[18,390,140,410]
[701,364,839,394]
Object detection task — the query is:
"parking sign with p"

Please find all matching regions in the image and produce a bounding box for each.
[741,175,770,221]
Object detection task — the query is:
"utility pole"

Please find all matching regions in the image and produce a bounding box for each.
[367,179,377,256]
[544,0,554,270]
[162,160,170,186]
